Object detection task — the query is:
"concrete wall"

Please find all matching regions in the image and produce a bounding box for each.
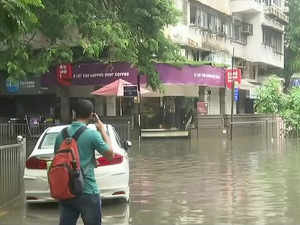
[241,13,284,68]
[170,0,285,69]
[206,87,220,115]
[194,0,231,15]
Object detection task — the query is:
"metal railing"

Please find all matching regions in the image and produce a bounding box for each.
[0,120,131,144]
[0,138,26,208]
[111,122,131,141]
[0,122,53,139]
[194,114,284,138]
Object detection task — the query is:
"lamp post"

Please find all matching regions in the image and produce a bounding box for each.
[230,48,235,140]
[137,73,142,146]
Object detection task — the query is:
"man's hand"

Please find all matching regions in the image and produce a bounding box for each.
[93,113,114,161]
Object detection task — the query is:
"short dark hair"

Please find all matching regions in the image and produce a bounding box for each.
[73,99,94,119]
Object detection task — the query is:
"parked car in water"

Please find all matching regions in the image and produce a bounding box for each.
[24,124,131,203]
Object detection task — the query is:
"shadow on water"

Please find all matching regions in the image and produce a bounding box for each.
[4,134,300,225]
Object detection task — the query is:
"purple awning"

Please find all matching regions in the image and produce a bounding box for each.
[156,63,225,87]
[41,62,225,88]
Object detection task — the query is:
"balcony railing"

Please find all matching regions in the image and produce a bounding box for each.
[264,5,289,25]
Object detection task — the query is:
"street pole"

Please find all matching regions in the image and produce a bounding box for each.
[230,47,235,140]
[137,73,142,147]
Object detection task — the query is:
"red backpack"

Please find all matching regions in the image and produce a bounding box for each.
[48,126,87,200]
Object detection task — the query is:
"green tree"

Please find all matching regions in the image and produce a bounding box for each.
[281,88,300,134]
[0,0,181,89]
[0,0,44,80]
[255,76,287,113]
[255,76,300,135]
[280,0,300,92]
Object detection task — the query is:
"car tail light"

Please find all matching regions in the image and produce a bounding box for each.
[26,157,47,169]
[96,153,123,167]
[112,191,125,195]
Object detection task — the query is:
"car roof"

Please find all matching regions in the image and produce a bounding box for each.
[45,124,109,133]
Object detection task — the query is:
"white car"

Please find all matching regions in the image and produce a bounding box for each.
[24,124,131,203]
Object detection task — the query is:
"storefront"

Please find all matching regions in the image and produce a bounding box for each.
[41,62,226,127]
[41,62,144,123]
[0,78,56,123]
[141,63,226,129]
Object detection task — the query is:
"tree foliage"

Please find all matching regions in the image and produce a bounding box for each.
[0,0,44,80]
[255,76,300,135]
[255,76,286,114]
[280,88,300,134]
[0,0,181,89]
[280,0,300,91]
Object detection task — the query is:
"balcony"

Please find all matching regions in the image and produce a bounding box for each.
[264,6,289,25]
[231,0,262,14]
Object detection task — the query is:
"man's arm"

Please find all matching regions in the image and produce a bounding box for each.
[93,113,114,161]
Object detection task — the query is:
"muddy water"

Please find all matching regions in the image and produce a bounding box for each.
[2,136,300,225]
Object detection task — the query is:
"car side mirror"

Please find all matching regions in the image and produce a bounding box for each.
[124,140,132,151]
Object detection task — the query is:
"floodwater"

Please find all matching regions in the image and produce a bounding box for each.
[2,134,300,225]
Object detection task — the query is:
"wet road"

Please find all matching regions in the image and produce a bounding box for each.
[2,135,300,225]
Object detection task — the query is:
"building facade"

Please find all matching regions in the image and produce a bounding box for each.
[0,0,288,129]
[164,0,287,115]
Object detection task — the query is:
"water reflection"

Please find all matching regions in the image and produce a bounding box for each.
[129,136,300,225]
[21,200,130,225]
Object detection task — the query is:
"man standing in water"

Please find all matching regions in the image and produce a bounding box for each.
[54,99,114,225]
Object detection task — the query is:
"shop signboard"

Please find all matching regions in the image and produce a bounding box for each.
[41,62,142,87]
[234,88,239,102]
[225,68,242,89]
[156,63,225,87]
[56,64,72,86]
[291,78,300,87]
[41,62,226,88]
[4,78,46,95]
[124,85,138,97]
[6,80,20,93]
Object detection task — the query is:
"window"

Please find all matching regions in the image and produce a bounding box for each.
[112,127,122,147]
[232,20,247,45]
[262,27,283,54]
[39,132,58,149]
[189,2,230,36]
[272,0,281,7]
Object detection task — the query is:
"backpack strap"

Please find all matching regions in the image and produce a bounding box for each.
[62,127,70,139]
[72,126,87,141]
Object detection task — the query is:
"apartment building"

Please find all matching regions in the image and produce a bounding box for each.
[165,0,287,114]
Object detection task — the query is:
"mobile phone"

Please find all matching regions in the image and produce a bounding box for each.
[93,113,100,121]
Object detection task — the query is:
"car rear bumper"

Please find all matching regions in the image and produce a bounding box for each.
[24,161,129,203]
[25,186,129,203]
[24,182,129,203]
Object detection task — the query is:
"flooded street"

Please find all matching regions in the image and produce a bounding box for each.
[2,135,300,225]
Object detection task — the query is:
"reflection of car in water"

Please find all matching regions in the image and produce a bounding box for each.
[24,201,130,225]
[102,201,130,225]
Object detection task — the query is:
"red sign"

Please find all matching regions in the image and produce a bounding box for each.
[197,102,208,115]
[225,69,242,89]
[56,64,72,86]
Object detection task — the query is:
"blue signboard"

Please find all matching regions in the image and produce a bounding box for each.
[234,88,239,102]
[6,80,20,93]
[291,79,300,87]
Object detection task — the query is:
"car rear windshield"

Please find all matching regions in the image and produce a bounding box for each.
[39,132,59,149]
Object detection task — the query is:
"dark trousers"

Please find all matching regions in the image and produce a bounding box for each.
[59,194,102,225]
